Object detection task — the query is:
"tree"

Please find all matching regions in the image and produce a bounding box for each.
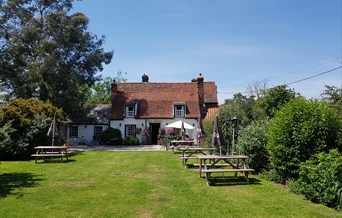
[261,85,297,118]
[0,0,113,119]
[0,98,64,160]
[86,71,127,104]
[220,93,251,153]
[267,98,342,183]
[321,85,342,116]
[246,80,268,99]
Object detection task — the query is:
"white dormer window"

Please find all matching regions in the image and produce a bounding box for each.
[124,101,138,118]
[126,106,134,117]
[174,102,186,118]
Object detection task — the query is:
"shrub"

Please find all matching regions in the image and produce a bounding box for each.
[200,118,214,147]
[98,128,123,145]
[236,119,270,173]
[160,134,177,146]
[0,98,63,160]
[289,149,342,210]
[267,98,342,183]
[123,135,139,145]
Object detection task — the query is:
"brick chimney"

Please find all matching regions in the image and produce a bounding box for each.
[142,74,149,82]
[111,79,117,95]
[197,73,206,118]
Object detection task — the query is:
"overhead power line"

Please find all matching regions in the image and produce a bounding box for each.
[218,65,342,95]
[285,66,342,86]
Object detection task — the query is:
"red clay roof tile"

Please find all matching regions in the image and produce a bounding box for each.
[110,81,218,120]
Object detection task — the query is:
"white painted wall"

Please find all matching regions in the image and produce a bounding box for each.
[110,118,199,144]
[66,125,108,145]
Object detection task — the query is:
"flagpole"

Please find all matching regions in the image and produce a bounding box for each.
[52,116,55,146]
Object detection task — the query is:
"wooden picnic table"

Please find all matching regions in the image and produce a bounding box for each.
[197,155,254,185]
[31,146,69,164]
[170,140,194,153]
[179,147,216,166]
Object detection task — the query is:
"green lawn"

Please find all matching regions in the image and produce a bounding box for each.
[0,151,341,218]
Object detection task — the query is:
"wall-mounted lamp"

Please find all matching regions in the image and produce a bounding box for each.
[192,123,195,126]
[142,123,144,127]
[119,123,121,127]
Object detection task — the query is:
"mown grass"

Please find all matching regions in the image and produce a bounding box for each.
[0,151,341,218]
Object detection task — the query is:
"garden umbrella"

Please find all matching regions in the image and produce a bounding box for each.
[211,115,225,155]
[47,116,58,146]
[181,120,185,139]
[165,120,194,129]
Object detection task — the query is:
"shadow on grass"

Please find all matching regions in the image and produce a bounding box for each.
[0,172,44,198]
[207,176,261,186]
[35,159,77,164]
[33,150,84,164]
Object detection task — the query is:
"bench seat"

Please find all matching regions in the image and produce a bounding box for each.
[31,154,66,157]
[201,168,254,173]
[180,156,198,159]
[202,168,255,185]
[31,153,67,163]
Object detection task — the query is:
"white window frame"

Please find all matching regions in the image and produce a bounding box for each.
[174,105,185,117]
[125,125,136,136]
[125,106,134,117]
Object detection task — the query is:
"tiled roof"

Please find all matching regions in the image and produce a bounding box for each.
[110,81,218,120]
[204,82,218,103]
[86,104,111,124]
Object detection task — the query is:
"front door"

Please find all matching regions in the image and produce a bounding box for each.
[150,123,161,144]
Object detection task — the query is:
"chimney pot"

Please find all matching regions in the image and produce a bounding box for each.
[142,74,149,82]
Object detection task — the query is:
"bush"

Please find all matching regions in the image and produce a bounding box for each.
[0,98,63,160]
[289,149,342,210]
[160,134,178,146]
[236,119,270,173]
[199,118,214,147]
[123,135,139,145]
[267,98,342,183]
[98,128,123,145]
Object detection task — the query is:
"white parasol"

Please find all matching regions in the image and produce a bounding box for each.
[165,120,194,129]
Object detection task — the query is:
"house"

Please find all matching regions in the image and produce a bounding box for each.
[66,104,111,144]
[109,73,219,144]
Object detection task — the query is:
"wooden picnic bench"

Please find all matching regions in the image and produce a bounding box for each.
[179,147,216,167]
[198,155,255,185]
[31,146,69,164]
[170,140,195,153]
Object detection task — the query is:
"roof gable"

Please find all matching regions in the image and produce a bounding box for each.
[110,80,218,120]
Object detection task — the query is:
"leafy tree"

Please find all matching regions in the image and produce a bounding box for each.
[321,85,342,116]
[267,98,342,183]
[0,0,113,120]
[220,93,252,153]
[86,71,127,104]
[0,98,64,159]
[261,85,297,118]
[236,119,270,173]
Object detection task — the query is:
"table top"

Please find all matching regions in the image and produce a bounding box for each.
[178,147,216,151]
[171,140,194,143]
[197,155,249,159]
[34,146,68,149]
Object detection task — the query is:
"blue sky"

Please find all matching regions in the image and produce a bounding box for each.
[72,0,342,104]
